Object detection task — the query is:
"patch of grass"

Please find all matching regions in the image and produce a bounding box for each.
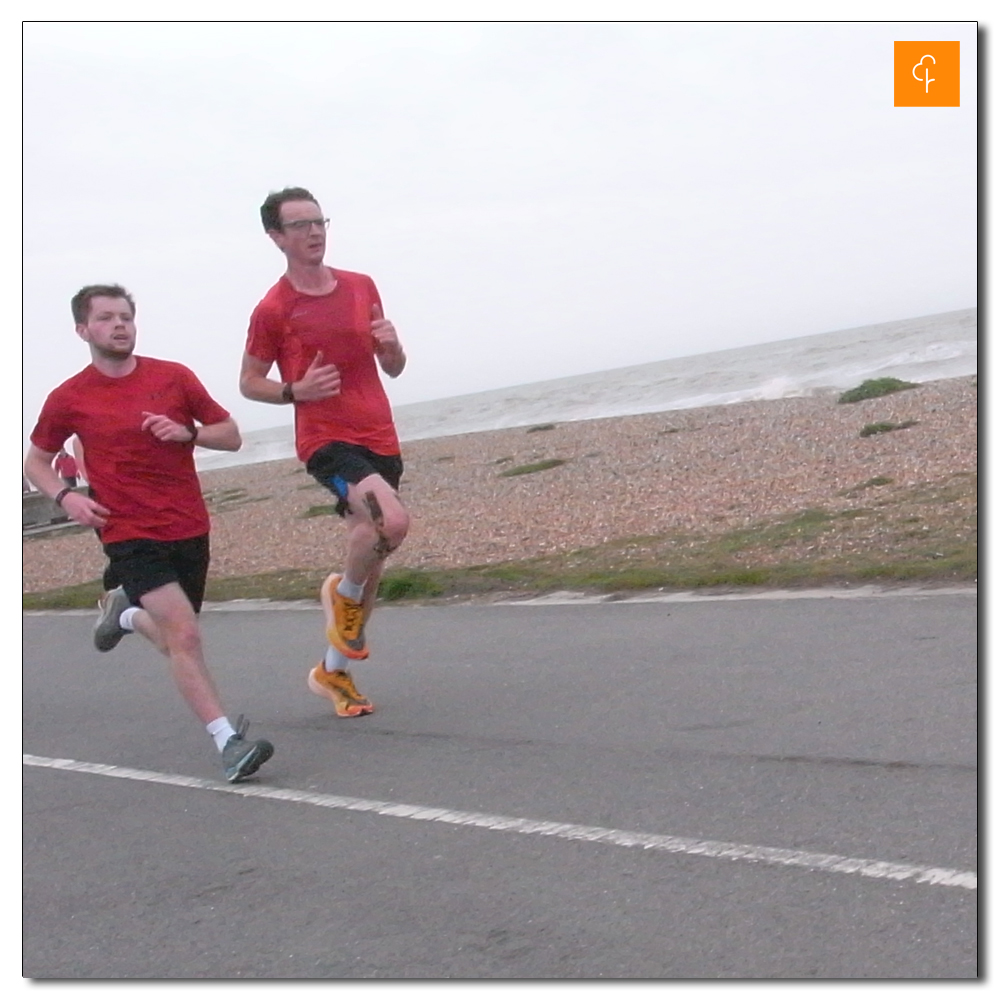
[22,579,106,610]
[790,508,832,524]
[202,486,271,513]
[203,487,247,502]
[838,378,919,404]
[498,458,568,478]
[202,570,328,602]
[838,476,893,496]
[526,423,557,433]
[701,509,832,555]
[300,504,339,518]
[860,420,918,437]
[378,568,445,601]
[222,496,271,510]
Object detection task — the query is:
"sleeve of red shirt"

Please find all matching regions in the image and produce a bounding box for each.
[179,366,231,426]
[245,299,282,364]
[30,389,74,455]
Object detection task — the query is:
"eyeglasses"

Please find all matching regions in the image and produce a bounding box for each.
[282,218,330,233]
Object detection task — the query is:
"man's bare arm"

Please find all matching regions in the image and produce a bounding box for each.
[140,413,242,452]
[191,417,242,452]
[239,352,285,403]
[239,350,341,403]
[371,303,406,378]
[24,445,69,500]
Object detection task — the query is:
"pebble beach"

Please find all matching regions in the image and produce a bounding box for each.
[21,375,977,594]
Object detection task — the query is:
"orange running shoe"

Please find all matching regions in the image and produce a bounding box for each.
[308,664,374,717]
[320,573,369,660]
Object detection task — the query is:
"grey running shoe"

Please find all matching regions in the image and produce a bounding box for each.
[222,716,274,783]
[93,587,133,652]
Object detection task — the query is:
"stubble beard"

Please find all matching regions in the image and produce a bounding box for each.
[92,341,135,362]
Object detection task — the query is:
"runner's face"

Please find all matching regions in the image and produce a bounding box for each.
[77,297,137,360]
[274,200,327,265]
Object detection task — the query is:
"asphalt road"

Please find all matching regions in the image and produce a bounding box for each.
[23,589,978,980]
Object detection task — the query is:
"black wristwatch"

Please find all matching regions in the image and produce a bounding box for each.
[281,382,296,403]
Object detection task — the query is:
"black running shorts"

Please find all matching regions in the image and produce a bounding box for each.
[102,534,211,613]
[306,442,404,518]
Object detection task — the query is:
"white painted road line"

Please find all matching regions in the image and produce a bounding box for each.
[24,754,976,891]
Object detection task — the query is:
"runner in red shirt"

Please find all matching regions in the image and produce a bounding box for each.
[240,187,410,718]
[53,449,78,488]
[25,284,274,783]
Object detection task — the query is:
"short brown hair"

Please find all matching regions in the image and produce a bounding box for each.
[260,187,318,231]
[71,284,136,325]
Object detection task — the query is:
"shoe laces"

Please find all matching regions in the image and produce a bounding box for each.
[234,714,249,740]
[334,670,362,699]
[341,601,365,637]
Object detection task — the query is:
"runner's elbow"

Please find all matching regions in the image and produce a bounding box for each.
[222,426,242,451]
[238,374,257,400]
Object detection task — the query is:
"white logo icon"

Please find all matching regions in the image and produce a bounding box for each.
[912,54,936,93]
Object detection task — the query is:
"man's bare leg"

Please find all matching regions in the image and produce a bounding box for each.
[128,609,168,655]
[96,591,182,657]
[138,582,224,724]
[342,475,408,590]
[312,476,409,716]
[136,582,274,780]
[322,475,409,659]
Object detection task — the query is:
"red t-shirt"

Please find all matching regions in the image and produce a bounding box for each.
[30,357,230,544]
[245,268,400,463]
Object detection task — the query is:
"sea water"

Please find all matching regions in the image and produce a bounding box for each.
[196,307,977,472]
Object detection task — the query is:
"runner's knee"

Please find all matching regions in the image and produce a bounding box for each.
[353,481,408,553]
[161,618,202,655]
[380,505,409,549]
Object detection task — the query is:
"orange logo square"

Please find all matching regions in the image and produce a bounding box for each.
[894,41,960,107]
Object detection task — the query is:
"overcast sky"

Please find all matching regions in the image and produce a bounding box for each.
[22,20,977,445]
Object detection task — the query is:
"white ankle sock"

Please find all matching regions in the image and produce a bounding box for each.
[207,717,237,752]
[324,646,351,673]
[119,606,139,631]
[336,575,365,602]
